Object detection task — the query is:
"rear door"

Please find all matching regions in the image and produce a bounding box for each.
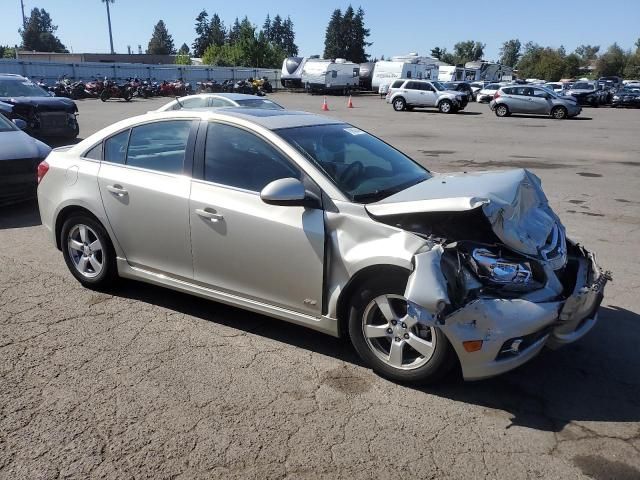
[189,121,325,315]
[97,119,197,278]
[403,82,422,105]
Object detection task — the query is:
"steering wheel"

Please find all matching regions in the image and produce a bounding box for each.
[340,161,364,188]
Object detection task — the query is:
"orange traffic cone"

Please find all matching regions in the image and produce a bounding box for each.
[347,95,354,108]
[322,96,329,111]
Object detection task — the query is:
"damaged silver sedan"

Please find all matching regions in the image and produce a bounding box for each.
[38,108,610,383]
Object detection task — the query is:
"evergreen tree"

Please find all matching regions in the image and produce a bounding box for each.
[178,43,189,55]
[323,9,343,59]
[20,8,67,52]
[192,10,210,57]
[348,7,370,63]
[281,16,298,56]
[228,18,241,44]
[430,47,444,60]
[262,14,271,41]
[147,20,175,55]
[210,14,226,47]
[270,15,283,47]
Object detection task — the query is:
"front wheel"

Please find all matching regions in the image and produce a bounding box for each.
[348,274,455,384]
[551,106,567,119]
[438,99,453,114]
[392,97,406,111]
[99,90,109,102]
[61,215,118,290]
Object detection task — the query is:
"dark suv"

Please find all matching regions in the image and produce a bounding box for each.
[0,74,79,139]
[442,81,474,102]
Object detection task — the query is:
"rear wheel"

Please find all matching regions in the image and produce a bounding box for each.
[438,99,453,114]
[348,274,455,384]
[393,97,406,111]
[61,215,118,289]
[99,90,109,102]
[495,104,510,117]
[551,106,567,119]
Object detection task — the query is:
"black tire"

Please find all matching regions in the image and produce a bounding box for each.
[392,97,406,111]
[100,90,109,102]
[495,103,510,117]
[348,272,455,384]
[65,121,80,140]
[551,105,567,119]
[438,99,454,114]
[60,214,118,290]
[123,90,132,102]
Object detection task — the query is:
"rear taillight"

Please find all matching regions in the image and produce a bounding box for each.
[494,91,501,99]
[37,160,49,184]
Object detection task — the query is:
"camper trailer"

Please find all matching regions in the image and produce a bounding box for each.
[438,62,514,83]
[280,56,320,88]
[438,65,467,82]
[371,54,439,90]
[359,62,375,91]
[301,58,360,94]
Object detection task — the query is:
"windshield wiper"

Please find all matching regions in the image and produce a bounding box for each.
[352,177,429,203]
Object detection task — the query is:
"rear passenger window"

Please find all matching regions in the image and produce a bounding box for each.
[126,120,191,174]
[204,123,300,192]
[84,143,103,160]
[406,71,412,78]
[391,80,404,88]
[405,82,417,90]
[104,130,130,165]
[174,97,208,109]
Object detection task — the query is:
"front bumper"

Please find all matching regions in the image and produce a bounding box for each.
[440,245,609,380]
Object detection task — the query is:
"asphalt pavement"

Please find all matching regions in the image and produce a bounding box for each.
[1,93,639,479]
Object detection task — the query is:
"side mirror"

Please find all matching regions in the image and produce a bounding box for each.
[260,177,320,208]
[13,119,27,130]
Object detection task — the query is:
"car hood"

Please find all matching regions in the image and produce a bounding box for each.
[567,89,596,95]
[0,96,77,113]
[0,130,51,160]
[365,169,561,257]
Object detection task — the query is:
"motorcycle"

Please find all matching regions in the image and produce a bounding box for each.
[85,77,106,98]
[100,79,133,102]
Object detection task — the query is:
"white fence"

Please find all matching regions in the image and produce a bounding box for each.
[0,59,281,87]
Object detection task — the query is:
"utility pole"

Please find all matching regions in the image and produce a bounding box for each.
[20,0,27,29]
[105,0,115,54]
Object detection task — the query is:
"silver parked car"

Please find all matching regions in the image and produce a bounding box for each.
[490,85,582,119]
[38,108,608,383]
[386,79,468,113]
[156,93,284,112]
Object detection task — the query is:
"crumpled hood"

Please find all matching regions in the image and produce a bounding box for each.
[0,96,77,113]
[365,169,562,256]
[0,130,51,160]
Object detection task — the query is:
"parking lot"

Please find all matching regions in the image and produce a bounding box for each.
[1,93,639,479]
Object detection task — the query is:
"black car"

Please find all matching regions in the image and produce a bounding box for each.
[443,81,474,102]
[0,112,51,205]
[0,74,79,139]
[612,87,640,108]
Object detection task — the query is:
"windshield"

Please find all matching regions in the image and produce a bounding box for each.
[431,81,445,91]
[443,82,456,89]
[276,123,431,203]
[573,82,594,90]
[0,114,18,132]
[235,98,283,110]
[0,78,50,97]
[486,84,501,90]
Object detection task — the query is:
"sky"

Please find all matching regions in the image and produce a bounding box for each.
[2,0,639,61]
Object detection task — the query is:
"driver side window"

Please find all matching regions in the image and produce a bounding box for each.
[204,123,300,192]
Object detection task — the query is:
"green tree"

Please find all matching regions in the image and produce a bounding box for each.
[575,44,600,63]
[563,53,581,78]
[175,53,192,65]
[262,14,271,40]
[192,10,210,57]
[453,40,485,64]
[0,46,16,58]
[147,20,175,55]
[323,9,343,59]
[178,43,189,55]
[499,39,521,67]
[209,14,226,47]
[624,40,640,78]
[20,8,67,52]
[346,7,370,63]
[430,47,444,60]
[517,43,567,81]
[281,16,298,56]
[228,18,241,44]
[596,43,627,77]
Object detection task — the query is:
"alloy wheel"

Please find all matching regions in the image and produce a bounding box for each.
[361,294,437,370]
[67,224,104,278]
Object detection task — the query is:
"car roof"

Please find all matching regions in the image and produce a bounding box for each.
[0,74,27,80]
[180,93,268,101]
[188,108,343,129]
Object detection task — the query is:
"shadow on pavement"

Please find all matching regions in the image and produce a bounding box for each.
[0,199,41,229]
[110,278,640,433]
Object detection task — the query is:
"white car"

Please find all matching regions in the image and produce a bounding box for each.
[385,79,468,113]
[476,83,503,103]
[157,93,284,112]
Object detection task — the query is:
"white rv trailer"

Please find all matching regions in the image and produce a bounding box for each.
[438,62,514,82]
[300,58,360,93]
[280,56,322,88]
[371,53,439,90]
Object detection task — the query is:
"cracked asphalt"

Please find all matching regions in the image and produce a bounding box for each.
[1,94,639,479]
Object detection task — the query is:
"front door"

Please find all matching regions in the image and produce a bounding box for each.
[189,121,325,316]
[97,119,196,278]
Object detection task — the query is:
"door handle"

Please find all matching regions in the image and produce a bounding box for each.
[195,208,224,222]
[106,184,128,196]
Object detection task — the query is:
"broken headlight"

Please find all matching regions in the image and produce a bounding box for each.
[471,247,541,291]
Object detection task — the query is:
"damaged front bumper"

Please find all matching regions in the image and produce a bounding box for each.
[406,244,610,381]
